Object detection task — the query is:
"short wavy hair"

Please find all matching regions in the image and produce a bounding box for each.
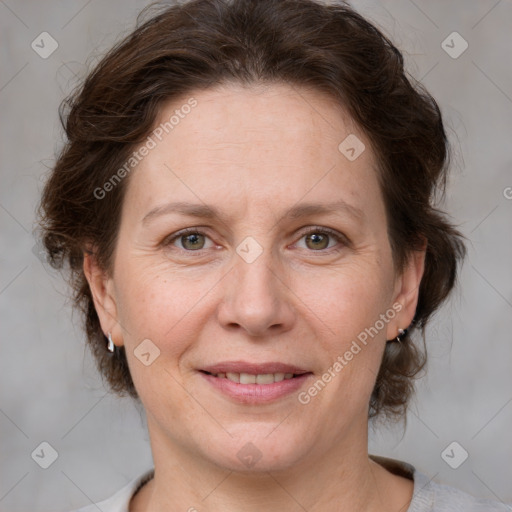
[37,0,466,420]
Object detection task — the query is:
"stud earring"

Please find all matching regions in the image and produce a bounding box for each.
[396,328,407,343]
[107,332,115,353]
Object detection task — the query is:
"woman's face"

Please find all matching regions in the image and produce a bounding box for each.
[87,82,423,473]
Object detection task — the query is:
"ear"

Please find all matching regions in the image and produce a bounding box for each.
[386,243,427,340]
[83,249,124,348]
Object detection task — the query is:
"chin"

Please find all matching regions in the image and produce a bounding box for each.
[197,425,310,473]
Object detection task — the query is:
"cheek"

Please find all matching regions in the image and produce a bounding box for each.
[113,269,206,407]
[114,263,206,355]
[113,256,242,400]
[294,261,393,403]
[296,259,394,341]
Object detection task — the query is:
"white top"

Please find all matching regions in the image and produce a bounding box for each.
[68,456,511,512]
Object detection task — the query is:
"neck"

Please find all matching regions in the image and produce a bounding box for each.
[131,418,410,512]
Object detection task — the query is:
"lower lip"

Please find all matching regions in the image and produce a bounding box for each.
[200,372,312,404]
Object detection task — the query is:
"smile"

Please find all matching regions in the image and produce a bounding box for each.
[199,365,313,403]
[203,371,297,384]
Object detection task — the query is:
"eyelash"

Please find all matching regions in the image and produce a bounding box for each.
[162,226,349,254]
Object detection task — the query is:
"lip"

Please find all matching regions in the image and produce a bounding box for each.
[198,361,313,404]
[200,361,310,375]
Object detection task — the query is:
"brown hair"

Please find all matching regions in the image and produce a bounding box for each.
[37,0,466,420]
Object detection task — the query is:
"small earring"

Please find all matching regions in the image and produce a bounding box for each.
[396,328,407,343]
[107,332,115,353]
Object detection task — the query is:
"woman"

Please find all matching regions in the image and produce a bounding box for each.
[37,0,509,511]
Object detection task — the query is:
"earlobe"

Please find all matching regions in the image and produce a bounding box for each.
[83,251,121,344]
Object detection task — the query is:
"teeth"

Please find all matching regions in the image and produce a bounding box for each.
[215,372,296,384]
[240,373,256,384]
[226,372,240,383]
[255,373,274,384]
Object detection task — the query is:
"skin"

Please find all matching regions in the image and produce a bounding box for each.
[84,82,425,512]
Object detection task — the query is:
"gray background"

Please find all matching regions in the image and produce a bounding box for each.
[1,0,511,510]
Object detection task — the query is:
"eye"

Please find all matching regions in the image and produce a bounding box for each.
[163,228,214,251]
[295,227,348,252]
[162,226,349,254]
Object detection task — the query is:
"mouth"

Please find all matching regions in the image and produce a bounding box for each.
[200,370,307,384]
[198,361,313,403]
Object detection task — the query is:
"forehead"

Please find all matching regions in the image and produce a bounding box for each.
[153,82,364,162]
[122,82,383,224]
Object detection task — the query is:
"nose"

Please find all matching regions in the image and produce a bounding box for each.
[216,250,296,338]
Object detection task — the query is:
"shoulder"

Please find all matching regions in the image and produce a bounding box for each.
[370,454,511,512]
[414,473,511,512]
[66,468,154,512]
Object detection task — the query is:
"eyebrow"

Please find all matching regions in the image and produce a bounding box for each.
[141,199,364,226]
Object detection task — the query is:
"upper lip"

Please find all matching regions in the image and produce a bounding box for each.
[200,361,310,375]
